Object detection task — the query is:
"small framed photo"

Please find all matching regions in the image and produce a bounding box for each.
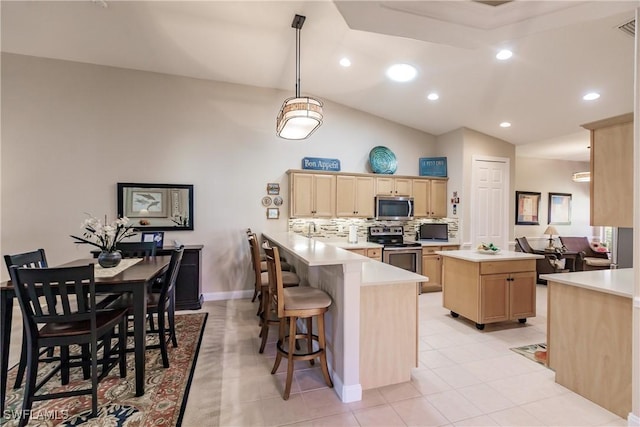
[141,231,164,248]
[266,208,280,220]
[267,183,280,195]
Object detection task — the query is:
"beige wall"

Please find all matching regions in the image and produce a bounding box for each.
[0,53,438,297]
[515,157,594,249]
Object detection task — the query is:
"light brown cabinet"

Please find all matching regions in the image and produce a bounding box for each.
[375,177,412,196]
[412,179,447,218]
[581,113,633,227]
[442,256,536,329]
[347,247,382,261]
[336,175,375,217]
[289,172,336,218]
[421,245,458,293]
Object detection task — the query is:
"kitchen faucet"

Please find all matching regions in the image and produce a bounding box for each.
[307,221,317,238]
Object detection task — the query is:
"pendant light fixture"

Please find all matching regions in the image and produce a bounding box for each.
[276,14,323,140]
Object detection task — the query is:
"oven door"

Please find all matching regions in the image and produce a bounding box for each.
[382,248,422,274]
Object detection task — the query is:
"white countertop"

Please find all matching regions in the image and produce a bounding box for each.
[436,249,544,262]
[361,260,428,285]
[540,268,633,298]
[320,240,383,250]
[410,239,460,247]
[263,232,369,266]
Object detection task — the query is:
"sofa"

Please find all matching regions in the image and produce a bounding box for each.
[558,236,611,271]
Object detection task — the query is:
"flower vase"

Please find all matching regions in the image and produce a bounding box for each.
[98,251,122,268]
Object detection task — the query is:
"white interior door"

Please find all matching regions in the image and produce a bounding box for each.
[471,156,509,249]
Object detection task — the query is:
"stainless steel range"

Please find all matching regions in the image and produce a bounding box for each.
[367,226,422,275]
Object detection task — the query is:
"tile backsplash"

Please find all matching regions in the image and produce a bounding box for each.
[288,217,459,241]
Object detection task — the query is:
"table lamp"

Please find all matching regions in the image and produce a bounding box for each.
[544,225,559,249]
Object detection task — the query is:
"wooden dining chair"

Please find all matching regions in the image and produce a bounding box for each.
[9,264,128,427]
[115,241,157,258]
[264,244,333,400]
[108,246,184,368]
[4,249,51,389]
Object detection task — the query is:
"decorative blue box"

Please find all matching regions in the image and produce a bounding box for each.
[302,157,341,172]
[419,157,447,177]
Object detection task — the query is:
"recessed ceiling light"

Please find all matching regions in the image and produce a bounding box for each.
[500,122,511,128]
[339,57,351,67]
[583,92,600,101]
[496,49,513,60]
[386,64,417,82]
[427,93,439,101]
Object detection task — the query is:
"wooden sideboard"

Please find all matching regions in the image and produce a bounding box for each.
[92,244,203,310]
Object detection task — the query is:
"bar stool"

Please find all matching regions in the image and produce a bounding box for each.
[247,233,300,352]
[246,229,292,302]
[264,244,333,400]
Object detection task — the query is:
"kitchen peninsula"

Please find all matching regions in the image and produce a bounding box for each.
[438,250,543,329]
[540,269,633,418]
[262,232,428,401]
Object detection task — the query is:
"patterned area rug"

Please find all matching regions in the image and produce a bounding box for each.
[510,342,548,366]
[2,312,208,426]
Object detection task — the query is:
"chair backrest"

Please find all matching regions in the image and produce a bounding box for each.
[115,242,156,258]
[157,246,184,305]
[247,233,263,288]
[4,248,48,274]
[9,264,97,335]
[264,244,285,318]
[515,237,534,253]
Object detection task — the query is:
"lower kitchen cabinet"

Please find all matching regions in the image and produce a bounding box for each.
[421,245,459,293]
[347,247,382,261]
[442,255,536,329]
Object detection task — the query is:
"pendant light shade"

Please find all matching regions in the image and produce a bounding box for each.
[276,14,323,140]
[572,171,590,182]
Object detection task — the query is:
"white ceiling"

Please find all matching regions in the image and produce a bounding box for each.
[2,0,638,162]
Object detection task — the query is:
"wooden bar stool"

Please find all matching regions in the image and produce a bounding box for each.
[246,229,292,302]
[247,233,300,352]
[264,245,333,400]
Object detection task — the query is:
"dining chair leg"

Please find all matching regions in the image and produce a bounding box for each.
[168,296,177,348]
[20,342,39,427]
[158,307,170,368]
[306,317,314,366]
[13,330,28,389]
[119,319,127,378]
[60,345,70,385]
[283,315,297,400]
[90,339,98,417]
[80,343,91,379]
[317,314,333,388]
[102,330,113,374]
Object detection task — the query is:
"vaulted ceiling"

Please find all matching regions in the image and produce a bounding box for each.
[2,1,638,161]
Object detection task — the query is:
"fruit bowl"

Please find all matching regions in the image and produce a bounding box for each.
[477,248,501,255]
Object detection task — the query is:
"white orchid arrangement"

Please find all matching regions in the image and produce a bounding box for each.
[70,215,137,253]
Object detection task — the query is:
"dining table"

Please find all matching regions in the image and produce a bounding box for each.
[0,255,171,413]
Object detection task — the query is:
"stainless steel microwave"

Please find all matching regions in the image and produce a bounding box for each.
[375,196,414,220]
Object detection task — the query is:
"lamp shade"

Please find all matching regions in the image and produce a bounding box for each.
[276,97,323,140]
[544,226,559,236]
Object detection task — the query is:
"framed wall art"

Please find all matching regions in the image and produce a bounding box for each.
[267,183,280,195]
[266,208,280,219]
[515,191,541,225]
[548,192,572,225]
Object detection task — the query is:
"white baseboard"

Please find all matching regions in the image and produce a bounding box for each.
[203,290,253,301]
[628,412,640,426]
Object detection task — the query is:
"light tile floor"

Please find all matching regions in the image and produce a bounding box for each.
[183,284,627,426]
[6,285,629,426]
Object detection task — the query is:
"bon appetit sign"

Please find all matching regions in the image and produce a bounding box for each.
[301,157,341,172]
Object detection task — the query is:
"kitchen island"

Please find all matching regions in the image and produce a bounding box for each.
[540,269,633,418]
[437,250,543,329]
[263,232,428,401]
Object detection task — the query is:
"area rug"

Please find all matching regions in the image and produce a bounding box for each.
[2,312,208,426]
[510,342,547,366]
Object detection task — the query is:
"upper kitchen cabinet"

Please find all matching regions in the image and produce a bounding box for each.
[375,177,412,196]
[582,113,633,227]
[336,175,375,218]
[289,172,336,218]
[412,178,448,218]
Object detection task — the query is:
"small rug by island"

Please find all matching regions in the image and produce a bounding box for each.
[510,342,548,366]
[2,312,208,426]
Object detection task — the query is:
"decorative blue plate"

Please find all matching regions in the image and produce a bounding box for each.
[369,146,397,174]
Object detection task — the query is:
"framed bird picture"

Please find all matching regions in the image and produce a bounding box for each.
[127,189,168,218]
